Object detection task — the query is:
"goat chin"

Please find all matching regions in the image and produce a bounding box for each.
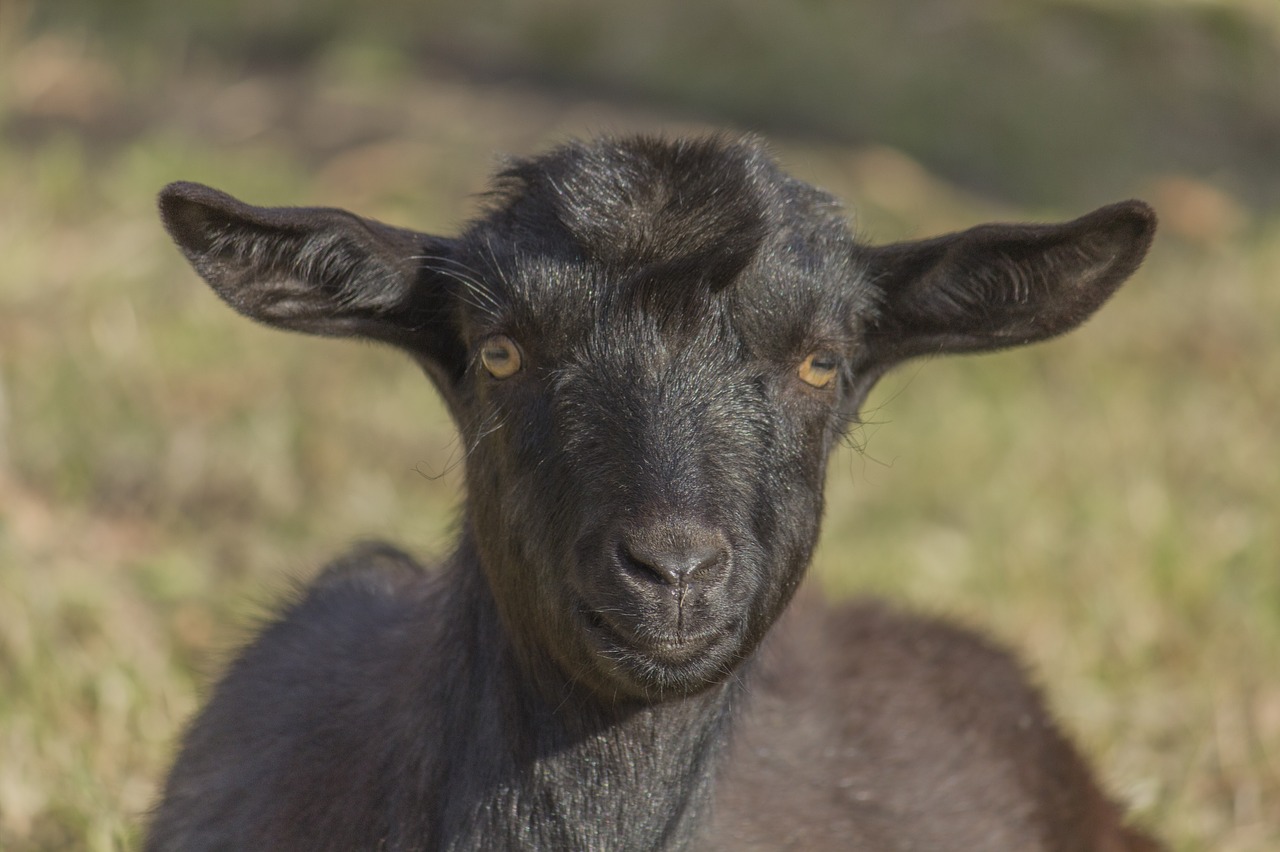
[147,134,1161,851]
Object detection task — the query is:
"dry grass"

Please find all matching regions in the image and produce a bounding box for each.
[1,12,1277,851]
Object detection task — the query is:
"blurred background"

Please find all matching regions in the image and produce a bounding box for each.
[0,1,1277,849]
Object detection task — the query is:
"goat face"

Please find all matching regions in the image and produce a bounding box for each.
[461,297,838,700]
[157,134,1155,704]
[442,138,865,700]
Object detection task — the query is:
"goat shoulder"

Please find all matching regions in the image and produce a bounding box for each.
[711,596,1154,852]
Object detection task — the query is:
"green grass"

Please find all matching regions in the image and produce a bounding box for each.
[1,8,1278,850]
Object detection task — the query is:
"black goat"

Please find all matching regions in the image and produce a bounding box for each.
[148,135,1161,851]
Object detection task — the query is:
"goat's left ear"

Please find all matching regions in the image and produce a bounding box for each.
[858,201,1156,374]
[158,182,465,383]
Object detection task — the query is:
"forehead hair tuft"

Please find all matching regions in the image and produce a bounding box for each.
[481,135,785,293]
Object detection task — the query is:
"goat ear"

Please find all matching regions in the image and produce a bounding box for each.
[158,182,465,379]
[859,201,1156,371]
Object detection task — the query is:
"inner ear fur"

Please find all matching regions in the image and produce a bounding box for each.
[862,200,1157,366]
[158,181,465,379]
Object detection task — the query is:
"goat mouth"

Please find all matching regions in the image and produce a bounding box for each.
[578,604,736,670]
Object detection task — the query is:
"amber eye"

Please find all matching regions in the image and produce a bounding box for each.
[479,335,523,379]
[798,351,840,389]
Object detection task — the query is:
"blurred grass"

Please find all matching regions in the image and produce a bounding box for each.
[1,3,1278,850]
[13,0,1280,209]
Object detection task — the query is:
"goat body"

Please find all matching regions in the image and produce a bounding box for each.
[148,135,1161,851]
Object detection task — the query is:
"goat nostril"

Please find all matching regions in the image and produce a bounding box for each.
[619,538,725,586]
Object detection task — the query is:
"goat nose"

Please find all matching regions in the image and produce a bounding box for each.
[619,528,728,586]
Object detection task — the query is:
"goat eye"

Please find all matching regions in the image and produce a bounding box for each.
[480,335,523,379]
[798,351,840,389]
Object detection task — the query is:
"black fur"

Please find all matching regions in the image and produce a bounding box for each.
[149,135,1160,850]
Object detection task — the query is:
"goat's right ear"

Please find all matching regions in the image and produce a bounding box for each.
[158,182,465,380]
